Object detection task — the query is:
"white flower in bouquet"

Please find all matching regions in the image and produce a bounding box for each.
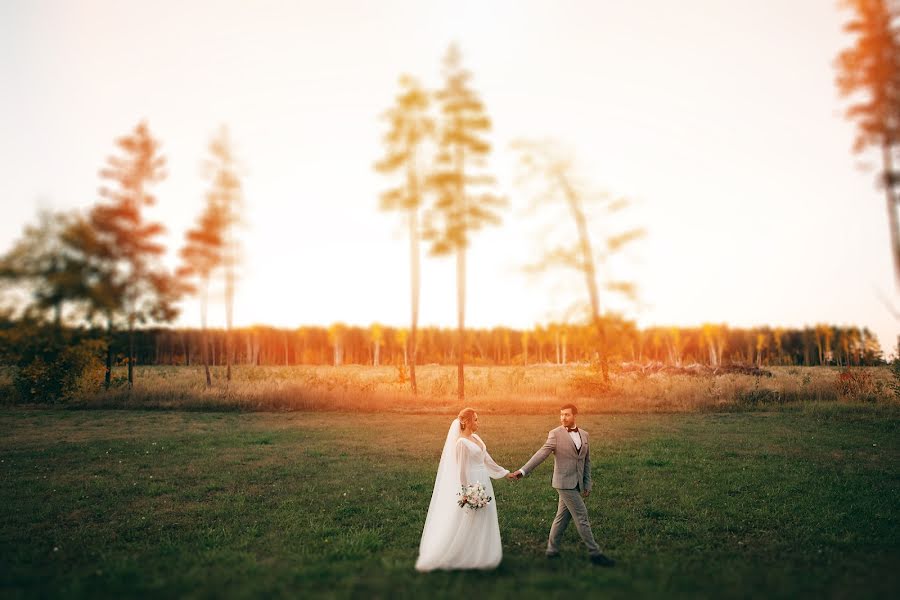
[457,482,493,510]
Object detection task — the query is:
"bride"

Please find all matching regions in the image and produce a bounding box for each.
[415,408,516,571]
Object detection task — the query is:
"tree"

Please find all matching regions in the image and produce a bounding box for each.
[666,328,684,367]
[815,324,835,365]
[0,210,90,328]
[512,139,644,382]
[376,75,433,394]
[836,0,900,285]
[395,327,409,366]
[328,322,346,366]
[521,328,530,365]
[178,189,226,387]
[203,125,244,380]
[701,323,727,367]
[88,121,180,388]
[370,322,384,366]
[0,211,107,401]
[426,44,505,400]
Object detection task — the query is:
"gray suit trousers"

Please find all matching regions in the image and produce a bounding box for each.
[547,489,600,556]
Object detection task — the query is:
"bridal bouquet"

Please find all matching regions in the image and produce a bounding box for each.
[457,482,493,510]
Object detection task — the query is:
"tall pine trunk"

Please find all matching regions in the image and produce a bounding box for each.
[881,143,900,286]
[455,137,466,400]
[456,245,466,400]
[408,205,420,396]
[201,281,211,387]
[225,243,234,381]
[127,315,134,388]
[105,315,113,389]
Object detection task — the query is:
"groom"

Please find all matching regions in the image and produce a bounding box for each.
[512,404,615,566]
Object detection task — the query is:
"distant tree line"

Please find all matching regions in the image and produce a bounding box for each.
[12,320,878,370]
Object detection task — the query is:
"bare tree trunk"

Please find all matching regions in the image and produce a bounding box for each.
[201,282,211,387]
[882,143,900,287]
[126,183,146,389]
[803,334,811,366]
[816,334,823,365]
[225,241,234,381]
[457,246,465,400]
[555,330,560,365]
[105,315,113,389]
[334,339,343,366]
[408,207,420,395]
[127,315,135,389]
[559,175,609,382]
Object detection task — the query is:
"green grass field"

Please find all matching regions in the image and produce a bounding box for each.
[2,405,899,599]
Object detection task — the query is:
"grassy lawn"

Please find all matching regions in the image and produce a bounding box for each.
[1,405,898,598]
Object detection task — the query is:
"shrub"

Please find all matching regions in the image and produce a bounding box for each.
[889,360,900,400]
[835,368,877,402]
[0,322,104,403]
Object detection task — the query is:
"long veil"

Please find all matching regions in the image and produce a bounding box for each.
[415,418,462,571]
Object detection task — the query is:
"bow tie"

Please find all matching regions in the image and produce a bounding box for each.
[567,427,579,433]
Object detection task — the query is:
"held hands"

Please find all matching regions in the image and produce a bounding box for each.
[506,470,524,481]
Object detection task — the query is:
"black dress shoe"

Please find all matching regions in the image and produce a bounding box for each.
[590,553,615,567]
[546,552,560,559]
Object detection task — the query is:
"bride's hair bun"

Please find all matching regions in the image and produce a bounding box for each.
[457,408,476,430]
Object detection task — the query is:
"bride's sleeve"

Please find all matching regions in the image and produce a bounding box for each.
[484,449,510,479]
[455,439,469,487]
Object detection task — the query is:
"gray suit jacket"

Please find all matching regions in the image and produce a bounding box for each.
[520,426,592,492]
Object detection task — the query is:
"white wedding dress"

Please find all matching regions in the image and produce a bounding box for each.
[415,419,510,571]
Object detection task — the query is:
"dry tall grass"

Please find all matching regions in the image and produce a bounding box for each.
[34,363,898,414]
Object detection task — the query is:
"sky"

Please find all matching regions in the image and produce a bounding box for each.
[0,0,897,356]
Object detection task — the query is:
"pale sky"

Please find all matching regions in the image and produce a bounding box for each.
[1,0,897,356]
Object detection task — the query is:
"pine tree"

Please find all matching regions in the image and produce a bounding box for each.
[426,44,505,400]
[375,75,433,394]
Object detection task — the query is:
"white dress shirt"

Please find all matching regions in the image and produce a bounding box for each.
[568,428,582,451]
